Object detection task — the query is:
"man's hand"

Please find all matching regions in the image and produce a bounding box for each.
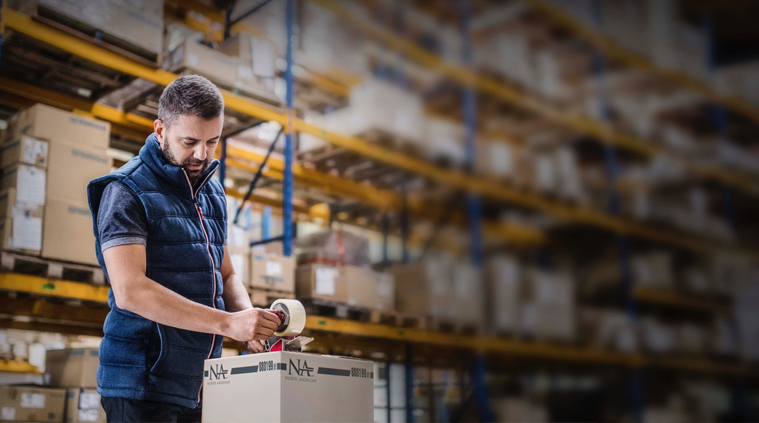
[224,308,281,342]
[245,340,267,354]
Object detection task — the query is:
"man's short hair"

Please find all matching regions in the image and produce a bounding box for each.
[158,75,225,127]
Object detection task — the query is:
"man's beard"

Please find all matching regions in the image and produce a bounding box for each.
[161,138,209,187]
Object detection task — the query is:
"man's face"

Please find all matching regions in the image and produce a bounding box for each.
[154,115,223,185]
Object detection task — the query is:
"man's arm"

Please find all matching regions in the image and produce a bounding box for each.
[220,245,269,353]
[220,245,254,312]
[103,244,280,343]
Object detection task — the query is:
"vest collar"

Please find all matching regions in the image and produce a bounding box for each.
[139,133,220,200]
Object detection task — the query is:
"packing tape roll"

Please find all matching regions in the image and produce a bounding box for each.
[271,299,307,337]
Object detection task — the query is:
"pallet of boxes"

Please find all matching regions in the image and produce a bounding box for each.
[0,347,104,423]
[389,257,484,333]
[225,204,298,307]
[294,229,395,322]
[0,104,111,271]
[46,348,105,423]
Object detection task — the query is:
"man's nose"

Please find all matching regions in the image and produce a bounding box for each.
[192,144,207,161]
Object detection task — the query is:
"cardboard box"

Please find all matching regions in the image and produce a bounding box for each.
[169,40,240,88]
[42,195,98,266]
[65,388,105,423]
[485,256,521,332]
[1,164,46,206]
[389,260,450,319]
[0,386,66,422]
[295,264,347,303]
[448,263,485,325]
[47,139,111,204]
[342,266,395,310]
[228,246,250,286]
[46,348,99,388]
[375,273,395,311]
[219,33,276,78]
[250,251,295,293]
[342,265,376,309]
[0,188,44,254]
[16,0,163,57]
[1,135,49,169]
[202,351,373,423]
[11,104,110,149]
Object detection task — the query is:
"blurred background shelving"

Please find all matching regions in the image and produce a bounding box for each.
[1,0,759,421]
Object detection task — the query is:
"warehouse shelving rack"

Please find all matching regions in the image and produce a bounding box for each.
[2,7,756,257]
[0,274,751,376]
[0,1,758,421]
[311,0,759,194]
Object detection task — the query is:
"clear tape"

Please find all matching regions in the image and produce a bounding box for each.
[271,299,306,337]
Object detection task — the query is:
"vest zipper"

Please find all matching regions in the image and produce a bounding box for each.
[182,169,217,404]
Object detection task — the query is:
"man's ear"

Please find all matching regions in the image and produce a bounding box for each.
[154,119,165,143]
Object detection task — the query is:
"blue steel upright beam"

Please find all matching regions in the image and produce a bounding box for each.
[461,2,491,422]
[282,0,295,257]
[591,2,642,422]
[382,213,390,267]
[385,360,392,423]
[401,182,409,263]
[704,17,737,231]
[405,343,414,423]
[219,137,227,188]
[461,0,483,266]
[705,16,746,421]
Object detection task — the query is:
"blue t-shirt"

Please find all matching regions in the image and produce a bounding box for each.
[98,181,227,252]
[97,181,148,253]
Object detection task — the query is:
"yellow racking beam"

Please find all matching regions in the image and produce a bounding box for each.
[0,274,747,374]
[633,286,731,314]
[524,0,759,126]
[0,360,41,374]
[2,8,749,256]
[226,144,546,244]
[0,77,537,243]
[310,0,758,194]
[0,273,109,303]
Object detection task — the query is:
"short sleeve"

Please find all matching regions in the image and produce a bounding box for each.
[97,181,148,252]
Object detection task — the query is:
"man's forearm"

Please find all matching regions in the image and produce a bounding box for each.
[222,273,254,312]
[122,274,231,336]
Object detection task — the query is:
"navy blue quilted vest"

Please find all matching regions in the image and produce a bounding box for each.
[87,134,226,408]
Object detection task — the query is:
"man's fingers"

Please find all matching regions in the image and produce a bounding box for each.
[247,340,265,354]
[254,328,275,338]
[257,318,279,332]
[258,310,282,325]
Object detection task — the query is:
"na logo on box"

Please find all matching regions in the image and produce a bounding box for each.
[288,359,314,377]
[209,364,228,380]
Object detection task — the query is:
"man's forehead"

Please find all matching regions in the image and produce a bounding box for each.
[169,115,223,139]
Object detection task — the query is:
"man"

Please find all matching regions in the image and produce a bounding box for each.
[87,75,280,423]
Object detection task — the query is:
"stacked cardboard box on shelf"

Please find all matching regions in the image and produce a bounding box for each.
[314,78,425,147]
[0,385,66,422]
[389,257,482,326]
[167,39,279,105]
[5,104,111,265]
[294,229,394,310]
[218,32,278,100]
[45,348,105,423]
[11,0,164,60]
[519,268,576,341]
[485,255,521,334]
[250,244,295,294]
[0,135,48,255]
